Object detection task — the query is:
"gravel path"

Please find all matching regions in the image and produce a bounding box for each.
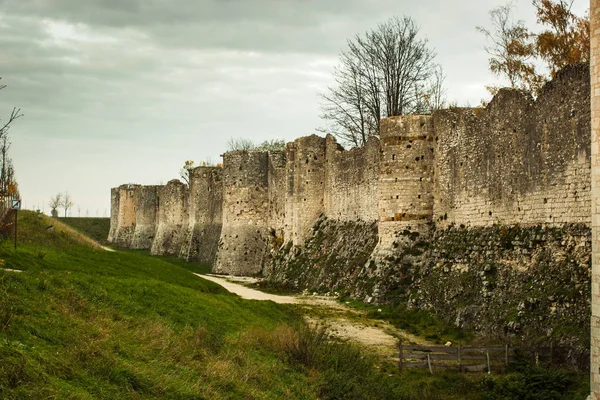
[196,274,431,357]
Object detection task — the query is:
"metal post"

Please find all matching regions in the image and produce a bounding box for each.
[14,209,17,250]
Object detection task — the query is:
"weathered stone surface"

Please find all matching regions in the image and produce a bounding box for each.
[108,184,141,247]
[179,167,223,264]
[433,63,590,227]
[151,180,188,256]
[131,185,160,249]
[590,0,600,395]
[213,151,271,276]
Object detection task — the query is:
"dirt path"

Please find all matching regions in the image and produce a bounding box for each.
[196,274,432,358]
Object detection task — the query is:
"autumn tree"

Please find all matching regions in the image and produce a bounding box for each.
[533,0,589,76]
[476,2,544,95]
[478,1,589,96]
[180,160,196,185]
[0,78,22,209]
[319,16,441,147]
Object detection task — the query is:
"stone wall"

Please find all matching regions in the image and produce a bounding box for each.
[376,115,435,254]
[323,134,379,222]
[433,63,590,227]
[179,167,223,264]
[590,0,600,395]
[267,151,287,242]
[151,179,188,256]
[108,184,140,247]
[213,151,271,276]
[283,135,327,245]
[131,185,160,249]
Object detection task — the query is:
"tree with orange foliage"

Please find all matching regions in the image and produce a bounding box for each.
[477,3,545,95]
[478,1,589,97]
[533,0,589,76]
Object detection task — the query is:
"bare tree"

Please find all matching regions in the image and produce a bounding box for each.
[425,64,447,112]
[226,138,256,151]
[49,193,63,218]
[319,16,438,147]
[61,192,73,218]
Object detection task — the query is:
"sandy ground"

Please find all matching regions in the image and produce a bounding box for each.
[196,273,432,357]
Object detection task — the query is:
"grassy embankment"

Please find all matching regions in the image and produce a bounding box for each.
[0,211,413,399]
[0,211,586,399]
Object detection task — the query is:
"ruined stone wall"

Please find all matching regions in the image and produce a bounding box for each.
[323,134,380,222]
[433,63,590,228]
[130,185,160,249]
[376,115,435,254]
[267,151,287,241]
[108,184,141,247]
[179,167,223,264]
[283,135,327,245]
[107,187,119,243]
[590,0,600,395]
[151,180,188,256]
[213,151,270,276]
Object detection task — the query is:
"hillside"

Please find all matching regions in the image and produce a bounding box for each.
[59,217,111,245]
[0,211,413,399]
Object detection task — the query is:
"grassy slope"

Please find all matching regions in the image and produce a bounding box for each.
[59,217,111,245]
[0,212,313,399]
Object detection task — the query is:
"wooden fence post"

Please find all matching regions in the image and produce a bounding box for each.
[458,341,462,372]
[486,349,491,374]
[398,340,403,372]
[427,353,433,375]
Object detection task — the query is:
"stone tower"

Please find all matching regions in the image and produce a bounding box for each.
[591,0,600,397]
[376,115,435,254]
[213,150,271,276]
[130,185,160,249]
[179,166,223,264]
[151,180,188,256]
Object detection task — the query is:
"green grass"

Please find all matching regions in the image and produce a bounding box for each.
[0,211,407,399]
[59,217,111,244]
[335,296,475,345]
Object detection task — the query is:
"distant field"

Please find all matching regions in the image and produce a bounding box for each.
[59,217,110,244]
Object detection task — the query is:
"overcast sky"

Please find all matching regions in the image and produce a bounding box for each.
[0,0,589,216]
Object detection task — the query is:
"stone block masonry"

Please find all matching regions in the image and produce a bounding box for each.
[151,180,189,256]
[213,151,271,276]
[131,185,160,249]
[376,115,435,255]
[434,63,590,228]
[179,166,223,264]
[590,0,600,396]
[107,184,141,247]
